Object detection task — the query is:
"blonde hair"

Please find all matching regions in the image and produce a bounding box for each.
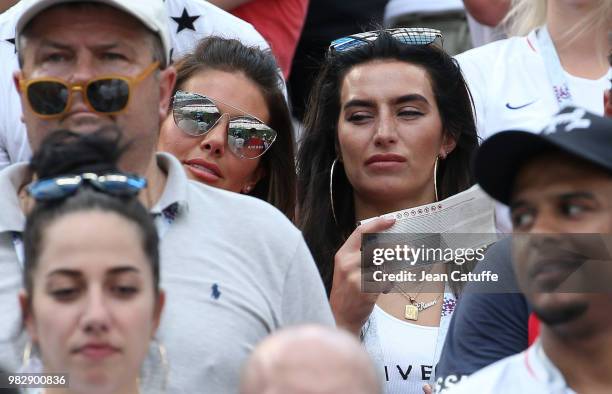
[503,0,547,37]
[503,0,612,42]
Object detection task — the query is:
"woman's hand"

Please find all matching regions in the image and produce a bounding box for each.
[330,217,396,336]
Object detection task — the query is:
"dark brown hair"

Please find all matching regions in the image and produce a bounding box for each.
[297,32,480,295]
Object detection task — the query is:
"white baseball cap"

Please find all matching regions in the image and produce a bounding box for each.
[16,0,171,65]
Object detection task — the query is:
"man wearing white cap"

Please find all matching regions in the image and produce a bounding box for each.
[0,0,270,169]
[0,1,333,393]
[446,106,612,393]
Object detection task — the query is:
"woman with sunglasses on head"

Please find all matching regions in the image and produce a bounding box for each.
[158,36,296,219]
[297,29,479,394]
[19,128,166,394]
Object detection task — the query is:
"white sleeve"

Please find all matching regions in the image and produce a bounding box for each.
[456,49,488,142]
[281,237,335,327]
[0,126,10,170]
[0,43,31,169]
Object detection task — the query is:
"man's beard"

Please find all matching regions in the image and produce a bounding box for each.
[533,302,589,326]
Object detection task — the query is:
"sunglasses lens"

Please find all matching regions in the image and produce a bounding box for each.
[27,81,69,115]
[393,30,438,46]
[330,28,442,53]
[95,174,147,197]
[87,78,129,113]
[27,177,81,201]
[228,116,277,159]
[173,92,221,136]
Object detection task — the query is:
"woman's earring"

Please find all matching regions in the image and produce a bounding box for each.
[242,185,253,194]
[22,340,32,367]
[155,338,169,392]
[141,338,169,393]
[434,151,448,202]
[434,156,440,203]
[330,158,339,227]
[21,341,42,373]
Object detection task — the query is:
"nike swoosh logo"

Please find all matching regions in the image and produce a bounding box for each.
[506,100,537,110]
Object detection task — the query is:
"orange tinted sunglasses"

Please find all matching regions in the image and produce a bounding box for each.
[19,62,159,118]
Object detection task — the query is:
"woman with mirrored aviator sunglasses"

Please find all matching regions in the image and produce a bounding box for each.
[158,36,296,220]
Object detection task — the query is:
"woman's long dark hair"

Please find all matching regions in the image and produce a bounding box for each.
[297,32,479,295]
[172,37,296,220]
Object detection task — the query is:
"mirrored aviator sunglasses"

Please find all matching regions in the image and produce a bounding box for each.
[172,90,277,160]
[27,173,147,202]
[329,27,443,53]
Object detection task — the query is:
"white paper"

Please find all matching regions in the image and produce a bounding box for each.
[361,185,498,248]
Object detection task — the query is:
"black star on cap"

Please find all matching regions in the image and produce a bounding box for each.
[171,8,200,33]
[5,38,16,53]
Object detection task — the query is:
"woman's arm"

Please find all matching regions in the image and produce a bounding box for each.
[330,217,395,336]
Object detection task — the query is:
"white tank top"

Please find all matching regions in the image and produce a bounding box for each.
[363,305,440,394]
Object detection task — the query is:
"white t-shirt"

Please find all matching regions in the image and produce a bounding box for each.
[456,29,612,140]
[364,305,441,394]
[455,29,612,232]
[443,340,576,394]
[384,0,463,22]
[0,0,270,170]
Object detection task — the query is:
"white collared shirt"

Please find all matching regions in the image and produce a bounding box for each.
[0,153,334,394]
[441,340,575,394]
[0,0,271,170]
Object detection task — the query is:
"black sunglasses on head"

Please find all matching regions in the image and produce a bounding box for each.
[20,62,159,118]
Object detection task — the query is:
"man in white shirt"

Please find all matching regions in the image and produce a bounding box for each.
[0,0,270,170]
[446,106,612,393]
[0,1,332,393]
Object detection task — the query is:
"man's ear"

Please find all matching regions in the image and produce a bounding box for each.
[158,66,177,124]
[19,290,38,342]
[13,70,25,95]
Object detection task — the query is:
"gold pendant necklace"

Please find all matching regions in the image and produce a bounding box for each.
[404,295,441,321]
[394,278,442,321]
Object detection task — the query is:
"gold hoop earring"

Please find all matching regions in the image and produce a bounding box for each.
[21,341,42,373]
[154,338,169,392]
[22,341,32,366]
[139,337,169,393]
[434,156,439,203]
[330,158,339,227]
